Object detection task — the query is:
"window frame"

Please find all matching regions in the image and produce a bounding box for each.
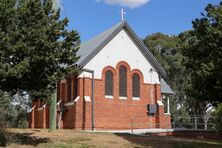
[132,73,140,99]
[119,65,127,98]
[67,77,72,102]
[105,70,114,97]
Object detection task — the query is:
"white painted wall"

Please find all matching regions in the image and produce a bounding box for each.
[79,29,160,84]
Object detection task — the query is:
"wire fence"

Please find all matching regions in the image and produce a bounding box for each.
[171,115,217,130]
[128,114,218,131]
[86,114,218,132]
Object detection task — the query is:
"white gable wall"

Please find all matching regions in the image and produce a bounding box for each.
[79,29,160,84]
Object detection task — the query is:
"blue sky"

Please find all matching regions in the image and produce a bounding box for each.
[59,0,221,42]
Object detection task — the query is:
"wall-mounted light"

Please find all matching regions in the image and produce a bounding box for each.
[149,68,153,73]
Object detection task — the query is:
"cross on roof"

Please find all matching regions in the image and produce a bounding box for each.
[119,8,126,21]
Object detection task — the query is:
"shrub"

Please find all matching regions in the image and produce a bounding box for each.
[214,104,222,132]
[0,126,8,147]
[17,119,29,128]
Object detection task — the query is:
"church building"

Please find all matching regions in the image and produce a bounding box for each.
[29,21,174,130]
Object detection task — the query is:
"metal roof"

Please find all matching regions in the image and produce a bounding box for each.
[76,21,167,78]
[161,78,174,95]
[76,22,122,65]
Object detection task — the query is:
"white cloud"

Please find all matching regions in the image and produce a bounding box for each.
[96,0,150,8]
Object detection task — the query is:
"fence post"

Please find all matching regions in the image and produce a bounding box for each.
[175,115,178,128]
[194,115,197,130]
[131,117,134,134]
[204,114,210,130]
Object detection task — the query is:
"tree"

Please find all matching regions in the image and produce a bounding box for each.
[0,0,18,92]
[144,32,207,118]
[0,0,80,134]
[0,0,80,100]
[144,33,179,72]
[213,103,222,131]
[182,2,222,103]
[144,33,189,115]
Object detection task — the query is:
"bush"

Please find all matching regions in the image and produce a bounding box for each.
[0,127,8,147]
[0,107,8,146]
[17,119,29,128]
[214,104,222,132]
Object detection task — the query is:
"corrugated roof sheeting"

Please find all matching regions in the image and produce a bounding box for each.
[161,78,174,95]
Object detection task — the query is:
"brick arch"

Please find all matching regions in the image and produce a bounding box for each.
[115,61,131,99]
[131,69,144,84]
[101,66,116,81]
[115,61,131,73]
[101,66,116,98]
[131,69,144,99]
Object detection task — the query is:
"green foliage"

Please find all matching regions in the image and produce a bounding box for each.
[143,33,192,115]
[144,1,222,117]
[0,91,30,128]
[144,1,222,116]
[0,0,80,100]
[0,91,13,127]
[0,91,30,146]
[0,127,7,147]
[181,2,222,103]
[143,30,210,116]
[144,33,181,72]
[213,104,222,132]
[172,105,191,128]
[0,0,80,135]
[0,92,8,146]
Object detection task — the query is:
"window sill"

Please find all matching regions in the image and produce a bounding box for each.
[157,100,164,106]
[132,97,140,100]
[64,96,80,107]
[105,95,113,99]
[37,107,44,111]
[119,96,127,100]
[64,102,75,107]
[37,103,47,111]
[74,96,80,102]
[84,96,91,102]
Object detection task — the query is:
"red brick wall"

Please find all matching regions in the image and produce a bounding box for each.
[69,61,170,130]
[30,61,171,130]
[164,114,172,129]
[30,99,49,129]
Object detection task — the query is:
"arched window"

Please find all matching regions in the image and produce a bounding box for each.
[73,76,78,99]
[67,77,72,102]
[119,66,127,97]
[60,83,65,100]
[132,74,140,98]
[105,70,113,96]
[57,82,60,102]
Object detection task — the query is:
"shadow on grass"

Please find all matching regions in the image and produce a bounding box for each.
[114,133,222,148]
[9,131,50,147]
